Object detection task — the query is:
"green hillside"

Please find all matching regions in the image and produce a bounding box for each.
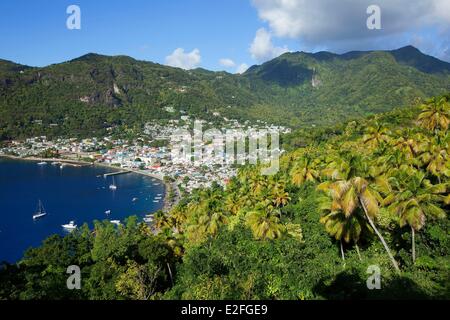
[1,94,448,300]
[0,46,449,139]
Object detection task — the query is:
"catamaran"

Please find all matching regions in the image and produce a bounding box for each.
[109,176,117,190]
[33,200,47,220]
[62,221,77,230]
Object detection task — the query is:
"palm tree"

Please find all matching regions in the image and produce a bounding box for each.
[271,181,291,208]
[321,156,350,181]
[290,156,320,186]
[249,175,268,196]
[418,136,449,183]
[363,122,391,148]
[418,96,450,134]
[154,211,170,231]
[391,133,421,161]
[318,192,369,263]
[171,209,187,233]
[372,148,411,178]
[319,158,401,273]
[225,193,243,215]
[383,169,447,263]
[201,211,228,237]
[245,208,285,240]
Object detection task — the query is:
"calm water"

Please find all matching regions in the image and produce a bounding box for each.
[0,158,165,262]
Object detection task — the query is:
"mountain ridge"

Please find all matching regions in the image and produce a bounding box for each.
[4,45,450,74]
[0,45,449,139]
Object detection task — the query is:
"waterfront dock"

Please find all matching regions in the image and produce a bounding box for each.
[102,171,131,178]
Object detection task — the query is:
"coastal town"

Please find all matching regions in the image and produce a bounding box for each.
[0,115,291,202]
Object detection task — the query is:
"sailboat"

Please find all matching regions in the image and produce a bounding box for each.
[33,200,47,220]
[109,176,117,190]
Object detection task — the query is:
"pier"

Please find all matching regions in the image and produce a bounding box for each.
[102,171,131,178]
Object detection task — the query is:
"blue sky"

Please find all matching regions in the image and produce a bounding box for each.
[0,0,273,71]
[0,0,449,71]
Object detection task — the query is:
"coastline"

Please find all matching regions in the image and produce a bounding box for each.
[0,154,176,213]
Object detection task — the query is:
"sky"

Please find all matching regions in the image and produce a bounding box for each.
[0,0,449,73]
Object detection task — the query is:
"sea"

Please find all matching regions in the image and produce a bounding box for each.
[0,158,165,263]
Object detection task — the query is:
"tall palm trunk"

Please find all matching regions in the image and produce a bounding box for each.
[360,198,401,273]
[355,243,362,261]
[167,262,174,286]
[340,240,346,266]
[411,227,416,264]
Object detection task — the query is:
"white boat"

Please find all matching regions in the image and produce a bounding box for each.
[153,200,160,203]
[154,196,162,200]
[110,220,121,226]
[105,210,111,215]
[32,200,47,220]
[62,221,77,230]
[109,176,118,190]
[37,161,47,166]
[143,216,154,223]
[132,197,139,202]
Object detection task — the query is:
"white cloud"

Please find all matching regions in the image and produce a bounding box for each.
[250,28,289,62]
[165,48,201,70]
[219,58,236,68]
[251,0,450,57]
[236,63,249,74]
[433,0,450,22]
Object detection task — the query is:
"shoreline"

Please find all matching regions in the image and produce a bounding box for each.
[0,154,176,213]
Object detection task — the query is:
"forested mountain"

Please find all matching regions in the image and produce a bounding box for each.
[0,46,449,139]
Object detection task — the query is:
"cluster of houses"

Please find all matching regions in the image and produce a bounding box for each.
[0,116,291,193]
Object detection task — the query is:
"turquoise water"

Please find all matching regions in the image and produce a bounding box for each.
[0,158,165,262]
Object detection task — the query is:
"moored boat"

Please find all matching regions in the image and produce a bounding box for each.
[109,176,118,190]
[110,220,121,226]
[62,221,77,230]
[32,200,47,220]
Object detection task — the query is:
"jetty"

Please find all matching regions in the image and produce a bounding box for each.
[102,171,131,178]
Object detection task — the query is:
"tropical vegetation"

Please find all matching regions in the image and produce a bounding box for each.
[1,94,448,300]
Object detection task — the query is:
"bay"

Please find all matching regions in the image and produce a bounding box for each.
[0,158,165,262]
